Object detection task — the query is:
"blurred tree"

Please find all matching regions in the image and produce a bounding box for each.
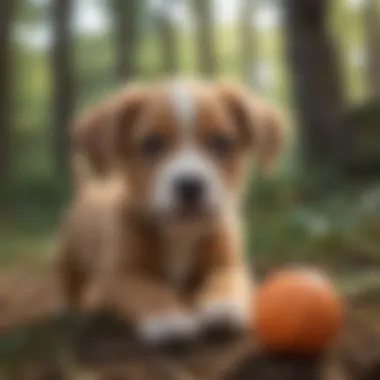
[113,0,143,81]
[240,0,257,87]
[51,0,74,175]
[155,0,179,75]
[191,0,217,76]
[364,0,380,99]
[0,0,14,181]
[284,0,346,166]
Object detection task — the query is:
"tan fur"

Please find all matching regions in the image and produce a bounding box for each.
[215,83,284,169]
[58,80,284,341]
[71,85,149,188]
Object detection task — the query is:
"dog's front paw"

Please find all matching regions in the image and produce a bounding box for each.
[137,312,198,348]
[197,299,250,341]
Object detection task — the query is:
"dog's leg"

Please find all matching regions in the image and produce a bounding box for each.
[80,202,121,312]
[196,266,251,334]
[58,181,124,313]
[108,273,198,345]
[193,223,253,335]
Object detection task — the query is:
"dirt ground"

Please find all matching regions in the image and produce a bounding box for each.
[0,268,380,380]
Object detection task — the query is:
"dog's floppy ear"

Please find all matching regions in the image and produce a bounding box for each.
[254,101,285,170]
[72,99,114,177]
[71,86,147,178]
[216,83,284,170]
[111,87,148,161]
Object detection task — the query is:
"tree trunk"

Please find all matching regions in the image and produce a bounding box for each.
[114,0,142,81]
[284,0,345,166]
[364,0,380,99]
[0,0,14,182]
[192,0,217,76]
[51,0,74,176]
[156,0,179,75]
[240,0,257,88]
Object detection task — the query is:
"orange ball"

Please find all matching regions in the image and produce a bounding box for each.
[255,267,344,354]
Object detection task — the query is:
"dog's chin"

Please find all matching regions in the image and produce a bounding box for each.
[153,205,219,232]
[176,205,214,220]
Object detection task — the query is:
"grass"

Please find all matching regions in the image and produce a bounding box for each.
[246,175,380,270]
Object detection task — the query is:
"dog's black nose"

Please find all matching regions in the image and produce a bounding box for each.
[174,176,205,205]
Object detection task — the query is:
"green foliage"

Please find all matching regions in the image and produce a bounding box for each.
[248,176,380,270]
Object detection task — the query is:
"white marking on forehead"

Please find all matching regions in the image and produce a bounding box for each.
[169,84,197,135]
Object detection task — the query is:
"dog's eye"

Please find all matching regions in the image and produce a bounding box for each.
[208,134,234,157]
[139,134,165,159]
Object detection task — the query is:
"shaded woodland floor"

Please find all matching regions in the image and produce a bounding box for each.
[0,268,380,380]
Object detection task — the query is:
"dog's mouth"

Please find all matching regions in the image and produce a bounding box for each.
[176,205,214,221]
[176,202,223,228]
[156,203,217,225]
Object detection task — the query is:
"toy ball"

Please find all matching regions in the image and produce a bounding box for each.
[255,267,344,354]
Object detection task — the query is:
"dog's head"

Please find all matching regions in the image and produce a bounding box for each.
[73,81,284,228]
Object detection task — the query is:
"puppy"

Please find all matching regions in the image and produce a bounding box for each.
[58,80,284,345]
